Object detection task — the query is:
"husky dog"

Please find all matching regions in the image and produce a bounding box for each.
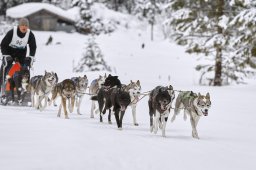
[91,74,122,123]
[30,71,58,111]
[8,68,30,104]
[148,85,175,137]
[123,80,141,126]
[89,74,107,118]
[110,88,131,129]
[50,79,76,119]
[171,91,211,139]
[71,75,88,115]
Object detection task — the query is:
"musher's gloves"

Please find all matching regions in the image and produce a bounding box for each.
[6,75,11,80]
[27,56,35,67]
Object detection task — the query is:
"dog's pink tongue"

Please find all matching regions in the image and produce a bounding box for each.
[120,106,126,112]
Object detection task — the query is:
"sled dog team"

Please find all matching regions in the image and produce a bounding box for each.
[28,71,211,139]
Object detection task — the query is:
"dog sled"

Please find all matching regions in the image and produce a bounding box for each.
[0,59,31,106]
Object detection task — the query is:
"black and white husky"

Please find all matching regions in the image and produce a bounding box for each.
[123,80,141,126]
[148,85,175,137]
[89,74,107,118]
[171,91,211,139]
[91,74,122,123]
[71,75,88,115]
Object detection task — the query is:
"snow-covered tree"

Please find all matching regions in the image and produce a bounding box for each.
[73,0,117,35]
[0,0,29,15]
[228,0,256,72]
[74,37,111,72]
[75,0,94,34]
[42,0,64,8]
[165,0,256,85]
[134,0,161,41]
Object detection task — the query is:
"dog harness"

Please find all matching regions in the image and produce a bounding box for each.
[9,26,30,49]
[179,91,201,116]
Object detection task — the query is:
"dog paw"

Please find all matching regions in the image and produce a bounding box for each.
[27,102,32,107]
[192,132,200,139]
[192,135,200,139]
[8,100,15,105]
[90,115,94,118]
[108,121,112,124]
[65,116,70,119]
[134,123,139,126]
[150,126,153,133]
[171,116,176,122]
[69,108,73,113]
[118,127,123,130]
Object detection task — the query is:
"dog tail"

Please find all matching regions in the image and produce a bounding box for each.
[91,95,98,101]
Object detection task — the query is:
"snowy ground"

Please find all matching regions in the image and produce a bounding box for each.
[0,26,256,170]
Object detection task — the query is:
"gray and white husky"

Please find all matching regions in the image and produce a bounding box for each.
[71,75,88,115]
[123,80,141,126]
[171,91,211,139]
[148,85,175,137]
[30,71,58,111]
[89,74,107,118]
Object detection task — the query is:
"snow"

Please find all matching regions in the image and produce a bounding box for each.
[6,3,76,22]
[1,11,256,170]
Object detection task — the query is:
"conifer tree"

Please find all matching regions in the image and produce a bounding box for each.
[165,0,255,85]
[74,37,111,72]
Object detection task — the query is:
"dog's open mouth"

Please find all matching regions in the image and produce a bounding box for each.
[159,106,169,113]
[48,79,54,84]
[202,111,208,116]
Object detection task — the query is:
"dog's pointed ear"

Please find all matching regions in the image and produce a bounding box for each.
[130,80,133,84]
[121,85,126,91]
[108,74,112,77]
[84,75,87,79]
[206,92,210,99]
[168,85,173,90]
[136,80,140,85]
[159,88,163,93]
[45,70,47,74]
[99,75,102,79]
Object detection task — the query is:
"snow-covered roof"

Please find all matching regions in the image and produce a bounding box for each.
[6,3,77,22]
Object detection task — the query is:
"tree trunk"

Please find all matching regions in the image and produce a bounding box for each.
[114,0,118,11]
[151,23,154,41]
[213,0,224,86]
[214,46,222,86]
